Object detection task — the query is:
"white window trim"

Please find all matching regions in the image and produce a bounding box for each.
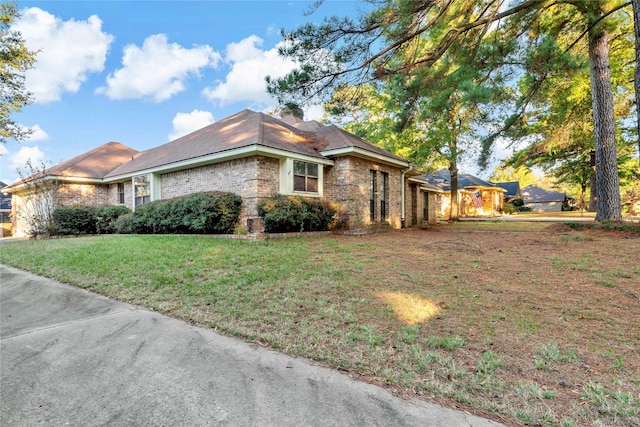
[280,158,323,197]
[132,173,160,209]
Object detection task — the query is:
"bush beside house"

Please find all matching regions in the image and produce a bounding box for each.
[258,194,336,233]
[115,192,242,234]
[52,205,131,235]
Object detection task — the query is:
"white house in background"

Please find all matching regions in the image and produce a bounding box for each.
[521,185,567,212]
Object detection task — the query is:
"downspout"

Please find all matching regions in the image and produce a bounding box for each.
[401,164,413,228]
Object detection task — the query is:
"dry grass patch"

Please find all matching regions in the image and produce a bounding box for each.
[1,222,638,426]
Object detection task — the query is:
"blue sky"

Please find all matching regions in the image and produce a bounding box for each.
[2,0,515,186]
[1,0,367,184]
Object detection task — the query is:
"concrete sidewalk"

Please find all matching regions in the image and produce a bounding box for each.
[0,265,504,427]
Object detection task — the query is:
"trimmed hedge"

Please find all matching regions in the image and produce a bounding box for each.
[115,192,242,234]
[258,194,336,233]
[52,205,131,235]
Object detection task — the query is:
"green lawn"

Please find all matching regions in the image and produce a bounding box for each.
[1,228,638,426]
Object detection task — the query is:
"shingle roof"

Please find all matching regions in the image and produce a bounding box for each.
[106,109,407,177]
[46,142,139,179]
[106,110,329,177]
[311,124,408,163]
[492,181,520,198]
[418,168,502,192]
[521,185,566,203]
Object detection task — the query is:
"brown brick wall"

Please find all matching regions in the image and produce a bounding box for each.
[160,156,280,223]
[55,183,109,207]
[324,157,404,229]
[107,181,132,207]
[10,154,412,236]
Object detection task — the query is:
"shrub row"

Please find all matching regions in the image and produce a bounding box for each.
[52,205,131,235]
[114,192,242,234]
[258,194,336,233]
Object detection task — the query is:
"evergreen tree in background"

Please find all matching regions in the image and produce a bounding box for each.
[267,0,633,221]
[0,1,36,143]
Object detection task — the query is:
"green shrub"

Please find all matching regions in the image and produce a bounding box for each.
[114,213,135,234]
[512,198,525,208]
[52,206,98,235]
[258,194,336,233]
[125,192,242,234]
[53,205,131,235]
[502,203,515,214]
[95,205,131,234]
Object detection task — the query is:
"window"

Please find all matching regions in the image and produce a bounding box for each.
[117,182,125,204]
[370,170,376,221]
[380,172,389,220]
[422,192,428,221]
[293,161,318,193]
[133,175,151,207]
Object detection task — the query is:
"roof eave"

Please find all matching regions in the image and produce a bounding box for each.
[104,145,334,182]
[464,185,506,192]
[2,174,105,193]
[320,147,409,168]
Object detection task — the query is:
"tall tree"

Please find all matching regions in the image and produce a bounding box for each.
[0,1,36,143]
[633,0,640,164]
[267,0,631,221]
[325,55,500,221]
[502,1,634,214]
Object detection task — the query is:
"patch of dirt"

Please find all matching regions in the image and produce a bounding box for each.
[326,223,640,426]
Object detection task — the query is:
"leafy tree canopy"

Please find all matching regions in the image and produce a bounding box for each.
[267,0,633,220]
[1,1,36,143]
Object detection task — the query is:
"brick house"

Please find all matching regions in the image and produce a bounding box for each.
[417,168,505,218]
[6,109,436,236]
[521,185,567,212]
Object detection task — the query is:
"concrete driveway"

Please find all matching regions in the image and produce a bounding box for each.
[0,265,504,426]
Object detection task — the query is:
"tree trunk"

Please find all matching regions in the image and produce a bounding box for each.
[588,173,597,212]
[449,164,459,221]
[588,11,622,221]
[580,183,587,212]
[633,0,640,166]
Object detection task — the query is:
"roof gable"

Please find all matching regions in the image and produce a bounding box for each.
[521,185,566,202]
[46,142,138,179]
[311,124,408,163]
[107,109,407,178]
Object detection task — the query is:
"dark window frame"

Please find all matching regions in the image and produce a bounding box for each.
[117,182,125,205]
[380,171,389,221]
[370,170,376,222]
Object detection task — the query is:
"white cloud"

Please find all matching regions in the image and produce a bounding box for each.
[25,125,50,142]
[168,110,215,140]
[9,146,46,172]
[203,35,297,107]
[13,8,113,104]
[0,145,8,157]
[98,34,221,102]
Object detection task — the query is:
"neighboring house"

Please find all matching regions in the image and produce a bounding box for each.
[492,181,521,203]
[521,185,567,212]
[5,109,416,236]
[417,169,505,218]
[1,181,12,237]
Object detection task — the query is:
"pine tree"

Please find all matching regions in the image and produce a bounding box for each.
[1,1,36,143]
[267,0,631,221]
